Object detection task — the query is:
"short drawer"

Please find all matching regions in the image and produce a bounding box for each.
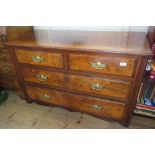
[68,53,137,77]
[21,67,66,88]
[15,49,63,68]
[0,62,16,76]
[22,67,131,100]
[26,86,125,120]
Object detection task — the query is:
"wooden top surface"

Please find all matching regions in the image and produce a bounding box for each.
[6,29,153,56]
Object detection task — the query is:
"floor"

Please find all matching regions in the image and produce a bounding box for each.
[0,91,155,129]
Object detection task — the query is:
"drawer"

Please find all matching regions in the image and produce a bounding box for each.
[0,50,12,62]
[0,62,16,76]
[15,49,63,68]
[26,86,125,120]
[0,79,15,89]
[68,53,137,77]
[22,67,131,100]
[21,67,66,88]
[0,78,21,90]
[67,74,131,100]
[26,85,71,108]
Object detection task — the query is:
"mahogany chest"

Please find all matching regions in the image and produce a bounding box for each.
[6,29,153,126]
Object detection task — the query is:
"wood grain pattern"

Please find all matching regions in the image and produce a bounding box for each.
[21,67,67,88]
[21,67,131,99]
[69,53,137,77]
[67,74,131,100]
[6,26,33,41]
[123,56,149,126]
[15,49,63,68]
[6,31,153,56]
[26,85,125,120]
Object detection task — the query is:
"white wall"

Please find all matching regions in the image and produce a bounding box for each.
[34,26,148,32]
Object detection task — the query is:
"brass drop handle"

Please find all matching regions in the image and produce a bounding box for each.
[43,94,51,99]
[91,61,107,69]
[0,53,6,59]
[32,56,44,63]
[36,74,48,81]
[90,83,105,90]
[89,104,103,111]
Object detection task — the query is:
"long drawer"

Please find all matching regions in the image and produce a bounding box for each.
[15,49,64,68]
[0,62,16,76]
[68,53,137,77]
[26,86,125,120]
[21,67,131,100]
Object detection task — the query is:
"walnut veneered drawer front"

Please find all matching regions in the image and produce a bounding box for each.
[15,49,63,68]
[67,74,131,100]
[26,86,71,108]
[21,67,67,88]
[26,86,125,120]
[0,62,16,76]
[68,53,137,77]
[21,67,131,100]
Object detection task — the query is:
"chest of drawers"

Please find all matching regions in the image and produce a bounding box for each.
[6,30,153,126]
[0,29,17,90]
[0,26,33,98]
